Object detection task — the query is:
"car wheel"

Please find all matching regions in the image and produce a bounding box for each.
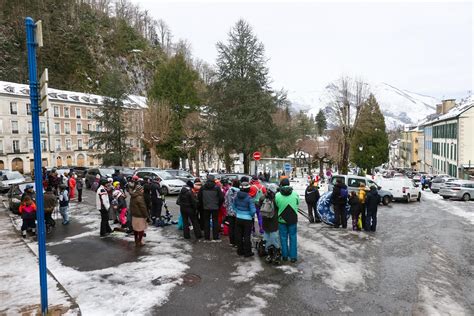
[462,193,470,202]
[442,196,449,200]
[417,193,421,202]
[161,186,169,196]
[382,196,390,206]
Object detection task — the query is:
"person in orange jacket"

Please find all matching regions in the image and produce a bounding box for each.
[69,173,77,199]
[19,196,37,238]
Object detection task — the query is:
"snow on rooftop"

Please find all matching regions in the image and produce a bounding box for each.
[424,95,474,125]
[0,80,147,109]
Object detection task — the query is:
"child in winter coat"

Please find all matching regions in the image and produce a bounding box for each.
[358,183,367,230]
[304,180,321,223]
[19,196,37,238]
[233,182,257,257]
[261,186,281,264]
[58,184,70,225]
[348,191,362,231]
[43,186,58,233]
[113,190,128,228]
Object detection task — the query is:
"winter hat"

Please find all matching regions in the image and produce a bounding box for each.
[280,178,290,187]
[186,180,194,188]
[240,176,249,183]
[113,181,120,188]
[95,174,101,179]
[240,182,251,190]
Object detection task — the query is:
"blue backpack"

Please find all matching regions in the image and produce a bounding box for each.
[340,187,349,199]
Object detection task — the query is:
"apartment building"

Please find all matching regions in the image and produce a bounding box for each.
[0,81,146,174]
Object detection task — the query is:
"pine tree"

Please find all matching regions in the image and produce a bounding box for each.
[148,53,201,168]
[210,19,277,173]
[88,71,132,166]
[315,109,327,135]
[350,94,389,171]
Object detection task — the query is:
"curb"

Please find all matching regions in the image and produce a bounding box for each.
[7,212,82,315]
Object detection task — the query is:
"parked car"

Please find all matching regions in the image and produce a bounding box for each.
[105,166,136,181]
[0,171,26,193]
[439,180,474,201]
[133,169,186,195]
[430,177,456,193]
[413,172,428,183]
[7,182,38,214]
[72,166,89,178]
[328,175,393,205]
[215,173,254,182]
[377,178,421,202]
[85,167,116,189]
[164,169,196,183]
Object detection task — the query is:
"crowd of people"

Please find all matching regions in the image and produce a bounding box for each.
[16,166,378,262]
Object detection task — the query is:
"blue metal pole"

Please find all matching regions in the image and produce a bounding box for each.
[25,17,48,315]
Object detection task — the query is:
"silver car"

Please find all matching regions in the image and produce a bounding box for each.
[439,180,474,201]
[430,177,456,193]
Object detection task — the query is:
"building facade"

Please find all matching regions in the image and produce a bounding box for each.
[0,81,146,174]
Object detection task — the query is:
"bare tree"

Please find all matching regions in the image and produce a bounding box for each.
[328,76,368,174]
[142,100,172,167]
[156,19,173,55]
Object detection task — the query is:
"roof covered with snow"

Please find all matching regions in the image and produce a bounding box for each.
[0,80,147,109]
[422,95,474,126]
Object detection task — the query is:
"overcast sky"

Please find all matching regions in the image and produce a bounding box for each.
[132,0,472,100]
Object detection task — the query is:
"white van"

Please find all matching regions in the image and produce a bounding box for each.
[377,178,421,202]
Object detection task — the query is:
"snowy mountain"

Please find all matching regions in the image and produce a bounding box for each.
[289,82,440,130]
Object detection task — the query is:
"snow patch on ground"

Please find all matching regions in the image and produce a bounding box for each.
[275,265,300,274]
[222,283,281,316]
[0,213,76,314]
[8,201,193,315]
[230,258,264,283]
[416,245,468,315]
[422,192,474,225]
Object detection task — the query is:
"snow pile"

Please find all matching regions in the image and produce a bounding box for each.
[230,258,264,283]
[422,192,474,225]
[0,213,77,315]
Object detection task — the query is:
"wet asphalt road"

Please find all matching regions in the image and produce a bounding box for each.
[3,188,473,315]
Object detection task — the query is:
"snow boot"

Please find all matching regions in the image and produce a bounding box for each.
[31,228,36,236]
[273,248,282,265]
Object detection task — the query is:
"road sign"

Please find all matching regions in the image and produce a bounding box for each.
[253,151,261,161]
[284,162,292,172]
[39,68,49,115]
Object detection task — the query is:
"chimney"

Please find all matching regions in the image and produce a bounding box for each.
[436,104,442,114]
[441,99,456,114]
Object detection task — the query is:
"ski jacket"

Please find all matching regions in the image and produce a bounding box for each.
[59,190,69,207]
[331,183,348,206]
[198,180,224,210]
[366,187,380,213]
[43,191,57,214]
[358,188,367,204]
[304,185,320,204]
[76,178,84,190]
[96,185,110,210]
[19,203,37,219]
[348,195,361,216]
[177,186,196,210]
[224,187,240,217]
[150,182,162,204]
[233,191,256,221]
[275,186,300,225]
[129,184,148,218]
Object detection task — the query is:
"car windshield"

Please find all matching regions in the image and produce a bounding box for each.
[4,172,23,180]
[99,169,115,176]
[157,171,175,180]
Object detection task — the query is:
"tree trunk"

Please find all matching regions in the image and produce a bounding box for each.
[150,146,159,167]
[188,153,193,174]
[171,158,180,169]
[243,152,249,174]
[194,148,200,176]
[341,134,350,175]
[224,150,232,172]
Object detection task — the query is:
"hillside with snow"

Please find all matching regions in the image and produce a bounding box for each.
[289,82,440,130]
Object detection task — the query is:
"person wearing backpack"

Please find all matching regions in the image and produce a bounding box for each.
[304,180,321,223]
[275,178,300,263]
[233,182,256,257]
[177,181,202,240]
[224,179,240,246]
[249,176,267,234]
[365,185,380,232]
[331,178,348,228]
[198,174,224,241]
[261,185,281,264]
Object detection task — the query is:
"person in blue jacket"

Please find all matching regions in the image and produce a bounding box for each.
[233,181,257,257]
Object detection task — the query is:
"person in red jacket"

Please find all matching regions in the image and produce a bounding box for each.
[19,196,37,238]
[68,173,77,199]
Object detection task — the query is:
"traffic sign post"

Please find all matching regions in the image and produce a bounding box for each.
[39,68,49,115]
[284,162,292,174]
[253,152,261,176]
[25,17,48,315]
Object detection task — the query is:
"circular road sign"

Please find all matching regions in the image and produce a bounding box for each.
[253,151,261,161]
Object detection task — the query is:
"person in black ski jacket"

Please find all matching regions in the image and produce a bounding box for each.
[365,186,380,232]
[150,178,163,224]
[177,181,202,240]
[331,179,348,228]
[198,175,224,240]
[304,180,321,223]
[142,177,152,218]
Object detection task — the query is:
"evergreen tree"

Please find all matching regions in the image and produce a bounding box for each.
[210,19,277,173]
[88,71,131,166]
[350,94,389,171]
[148,53,201,168]
[315,109,327,135]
